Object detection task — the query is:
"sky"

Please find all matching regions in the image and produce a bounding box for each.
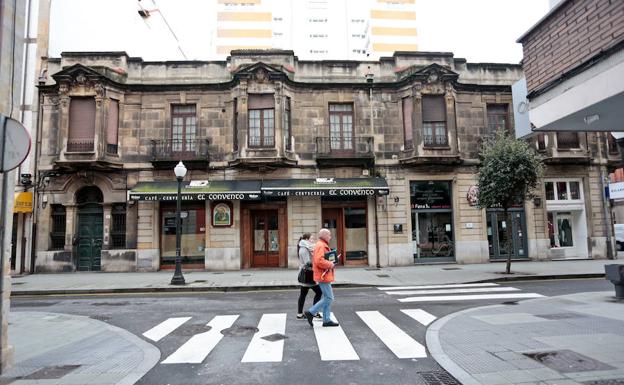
[48,0,550,64]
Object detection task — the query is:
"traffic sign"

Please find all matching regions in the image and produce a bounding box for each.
[0,115,31,172]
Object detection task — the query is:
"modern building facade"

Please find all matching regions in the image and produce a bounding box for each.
[31,50,619,273]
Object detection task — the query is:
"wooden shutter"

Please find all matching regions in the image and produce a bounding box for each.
[422,95,445,122]
[402,97,413,144]
[69,97,96,140]
[248,94,274,109]
[107,99,119,145]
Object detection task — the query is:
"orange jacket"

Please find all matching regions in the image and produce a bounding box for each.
[312,239,335,283]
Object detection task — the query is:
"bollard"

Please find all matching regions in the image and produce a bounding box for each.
[605,264,624,299]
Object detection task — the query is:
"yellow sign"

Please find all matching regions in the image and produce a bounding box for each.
[13,192,33,213]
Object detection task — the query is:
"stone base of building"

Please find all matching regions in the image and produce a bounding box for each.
[205,248,240,270]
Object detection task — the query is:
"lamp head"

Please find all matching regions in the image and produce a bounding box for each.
[174,161,187,179]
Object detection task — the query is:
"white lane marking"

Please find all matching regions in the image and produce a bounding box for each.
[313,313,359,361]
[398,293,545,303]
[241,313,287,363]
[161,315,239,364]
[378,283,499,291]
[386,287,520,296]
[356,311,426,359]
[400,309,437,326]
[143,317,192,342]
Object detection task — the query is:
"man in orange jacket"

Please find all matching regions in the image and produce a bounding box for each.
[304,228,339,327]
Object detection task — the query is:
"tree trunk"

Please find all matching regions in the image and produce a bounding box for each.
[504,208,512,274]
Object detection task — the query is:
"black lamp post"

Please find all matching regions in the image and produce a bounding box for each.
[171,161,187,285]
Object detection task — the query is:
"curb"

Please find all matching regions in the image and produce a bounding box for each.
[471,272,605,283]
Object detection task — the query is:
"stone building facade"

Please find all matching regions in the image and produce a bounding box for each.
[32,50,620,272]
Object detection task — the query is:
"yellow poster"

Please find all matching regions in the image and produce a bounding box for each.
[13,192,33,213]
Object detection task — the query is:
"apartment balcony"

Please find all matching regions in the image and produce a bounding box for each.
[315,136,375,168]
[151,139,210,169]
[55,139,123,171]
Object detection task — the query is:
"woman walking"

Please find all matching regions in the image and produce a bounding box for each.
[297,233,322,319]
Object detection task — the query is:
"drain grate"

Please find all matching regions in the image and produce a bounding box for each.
[212,272,224,275]
[583,380,624,385]
[502,301,519,305]
[11,282,24,285]
[524,350,616,373]
[221,325,259,337]
[261,333,287,342]
[193,280,207,283]
[536,313,585,320]
[376,274,390,278]
[241,274,251,277]
[23,365,81,380]
[173,324,212,336]
[92,302,130,306]
[12,301,58,307]
[442,267,461,271]
[418,371,461,385]
[90,315,111,322]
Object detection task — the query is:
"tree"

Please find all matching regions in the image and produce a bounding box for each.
[477,131,544,274]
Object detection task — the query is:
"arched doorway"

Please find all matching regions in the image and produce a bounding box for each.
[75,186,103,271]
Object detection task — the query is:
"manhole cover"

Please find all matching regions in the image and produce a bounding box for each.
[536,313,585,320]
[221,325,259,337]
[173,324,212,336]
[261,333,287,342]
[12,301,58,307]
[90,315,111,322]
[92,302,130,306]
[442,267,461,271]
[524,350,615,373]
[419,371,461,385]
[23,365,81,380]
[376,274,390,278]
[583,380,624,385]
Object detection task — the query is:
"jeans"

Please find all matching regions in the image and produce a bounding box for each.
[298,285,322,314]
[308,282,334,323]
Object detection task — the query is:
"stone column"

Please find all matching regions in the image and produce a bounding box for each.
[64,204,77,253]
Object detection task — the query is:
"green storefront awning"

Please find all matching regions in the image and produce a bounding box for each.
[129,180,262,201]
[262,177,389,197]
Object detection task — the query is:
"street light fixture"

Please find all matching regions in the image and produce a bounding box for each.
[365,66,381,270]
[171,161,187,285]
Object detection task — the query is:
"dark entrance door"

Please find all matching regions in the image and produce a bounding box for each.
[77,203,103,271]
[322,208,345,266]
[251,209,280,267]
[487,209,528,260]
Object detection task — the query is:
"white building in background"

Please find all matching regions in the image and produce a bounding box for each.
[214,0,417,60]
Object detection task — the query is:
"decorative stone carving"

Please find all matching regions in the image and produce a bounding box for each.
[255,68,268,83]
[94,83,105,97]
[75,73,87,85]
[58,82,69,95]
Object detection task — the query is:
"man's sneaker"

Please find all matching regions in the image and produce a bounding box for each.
[322,321,339,327]
[304,311,314,327]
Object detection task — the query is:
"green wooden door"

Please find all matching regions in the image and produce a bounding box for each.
[77,204,103,271]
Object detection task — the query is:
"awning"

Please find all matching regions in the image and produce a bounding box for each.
[13,192,33,213]
[129,180,262,201]
[262,177,389,197]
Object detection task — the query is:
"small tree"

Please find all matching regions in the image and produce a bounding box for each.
[477,131,544,274]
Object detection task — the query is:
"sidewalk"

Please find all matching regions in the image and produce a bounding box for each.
[10,259,613,295]
[0,312,159,385]
[427,291,624,385]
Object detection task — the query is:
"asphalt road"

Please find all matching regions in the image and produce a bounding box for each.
[11,278,613,385]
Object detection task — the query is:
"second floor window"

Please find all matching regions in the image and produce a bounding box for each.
[556,132,580,149]
[68,97,96,152]
[329,103,354,152]
[107,99,119,154]
[50,205,66,251]
[486,104,509,135]
[402,97,413,150]
[248,94,275,148]
[283,97,292,151]
[171,104,197,152]
[422,95,447,147]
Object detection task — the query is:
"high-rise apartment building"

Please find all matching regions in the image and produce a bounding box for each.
[214,0,417,60]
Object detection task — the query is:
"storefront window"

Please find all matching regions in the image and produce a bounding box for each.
[344,208,367,261]
[556,182,568,200]
[548,211,575,248]
[161,204,205,266]
[545,180,582,201]
[569,181,580,200]
[410,181,454,261]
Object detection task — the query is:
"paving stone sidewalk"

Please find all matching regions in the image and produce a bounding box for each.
[0,312,160,385]
[427,291,624,385]
[10,259,614,295]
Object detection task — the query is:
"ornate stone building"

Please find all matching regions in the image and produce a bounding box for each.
[32,50,619,272]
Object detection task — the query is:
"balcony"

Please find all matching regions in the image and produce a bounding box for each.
[151,139,210,169]
[315,136,375,168]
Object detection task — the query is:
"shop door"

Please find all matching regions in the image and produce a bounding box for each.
[487,210,528,260]
[322,208,344,265]
[76,204,103,271]
[412,211,454,261]
[251,210,280,267]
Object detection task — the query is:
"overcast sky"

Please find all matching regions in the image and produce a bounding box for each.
[49,0,550,64]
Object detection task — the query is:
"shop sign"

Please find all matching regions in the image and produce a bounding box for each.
[410,181,452,209]
[609,182,624,200]
[13,192,33,213]
[466,186,479,206]
[212,201,233,227]
[263,188,384,197]
[129,192,260,201]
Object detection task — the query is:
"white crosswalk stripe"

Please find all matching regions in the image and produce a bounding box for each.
[386,287,521,296]
[400,309,436,326]
[397,293,544,303]
[312,313,359,361]
[162,315,239,364]
[356,311,426,359]
[241,313,287,363]
[377,283,499,291]
[378,283,544,304]
[142,317,191,342]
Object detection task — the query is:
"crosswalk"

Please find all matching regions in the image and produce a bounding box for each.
[142,308,436,364]
[377,282,544,303]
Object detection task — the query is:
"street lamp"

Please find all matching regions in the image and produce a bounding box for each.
[365,66,381,270]
[171,161,187,285]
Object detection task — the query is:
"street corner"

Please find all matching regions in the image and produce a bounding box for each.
[0,311,160,385]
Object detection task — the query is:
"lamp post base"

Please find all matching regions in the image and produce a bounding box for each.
[170,274,186,285]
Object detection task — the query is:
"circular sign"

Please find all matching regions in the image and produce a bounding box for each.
[0,115,31,172]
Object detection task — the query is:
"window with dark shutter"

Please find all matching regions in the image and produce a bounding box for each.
[556,132,580,149]
[107,99,119,154]
[486,104,509,135]
[110,204,126,249]
[608,133,619,154]
[68,97,96,152]
[422,95,447,147]
[50,205,66,250]
[402,97,413,150]
[537,133,546,151]
[248,94,275,148]
[233,98,239,151]
[284,96,292,151]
